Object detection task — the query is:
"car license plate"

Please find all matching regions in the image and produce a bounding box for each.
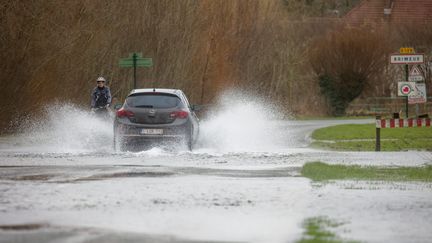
[141,129,163,135]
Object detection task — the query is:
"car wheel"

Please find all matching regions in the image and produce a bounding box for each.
[186,128,193,151]
[187,136,193,151]
[114,132,126,152]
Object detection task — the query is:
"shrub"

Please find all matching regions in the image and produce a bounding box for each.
[310,27,390,115]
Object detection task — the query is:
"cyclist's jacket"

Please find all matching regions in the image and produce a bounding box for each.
[91,86,112,108]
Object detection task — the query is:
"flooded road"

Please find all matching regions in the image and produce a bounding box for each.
[0,104,431,243]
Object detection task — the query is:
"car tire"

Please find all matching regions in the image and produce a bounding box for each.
[114,132,126,152]
[186,127,193,152]
[187,137,193,151]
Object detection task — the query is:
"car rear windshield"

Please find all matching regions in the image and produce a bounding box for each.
[126,93,183,109]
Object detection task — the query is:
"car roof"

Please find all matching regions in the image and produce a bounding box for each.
[128,88,183,96]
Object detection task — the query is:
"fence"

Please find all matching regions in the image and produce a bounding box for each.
[374,116,431,151]
[348,97,432,117]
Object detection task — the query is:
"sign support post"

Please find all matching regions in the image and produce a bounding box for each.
[375,116,381,152]
[133,53,137,89]
[405,64,409,118]
[390,48,424,119]
[119,52,153,89]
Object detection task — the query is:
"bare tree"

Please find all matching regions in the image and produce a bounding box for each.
[309,27,391,115]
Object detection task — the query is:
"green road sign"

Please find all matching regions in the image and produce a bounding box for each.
[119,52,153,89]
[119,58,153,67]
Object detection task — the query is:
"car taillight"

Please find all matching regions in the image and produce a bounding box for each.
[116,108,134,118]
[170,110,189,119]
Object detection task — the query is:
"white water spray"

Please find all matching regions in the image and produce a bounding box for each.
[8,92,288,154]
[16,103,113,153]
[196,92,287,153]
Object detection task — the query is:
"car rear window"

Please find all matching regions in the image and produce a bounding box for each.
[126,93,183,109]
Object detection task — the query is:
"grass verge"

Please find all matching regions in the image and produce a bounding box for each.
[311,124,432,151]
[296,216,358,243]
[301,162,432,182]
[295,116,373,120]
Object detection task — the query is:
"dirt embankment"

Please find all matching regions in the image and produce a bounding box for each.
[0,1,363,132]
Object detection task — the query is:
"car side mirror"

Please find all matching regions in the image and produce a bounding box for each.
[113,103,122,110]
[191,104,201,112]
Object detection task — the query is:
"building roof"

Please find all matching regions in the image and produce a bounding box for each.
[344,0,432,26]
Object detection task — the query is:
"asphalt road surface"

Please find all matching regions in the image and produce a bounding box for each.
[0,109,431,243]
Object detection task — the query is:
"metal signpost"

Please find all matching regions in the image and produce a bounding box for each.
[375,116,381,151]
[407,66,427,116]
[119,52,153,89]
[377,48,428,151]
[390,48,425,118]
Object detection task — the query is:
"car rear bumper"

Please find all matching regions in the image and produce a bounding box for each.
[115,121,190,139]
[121,134,185,138]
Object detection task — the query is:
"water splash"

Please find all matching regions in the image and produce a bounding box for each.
[196,92,287,153]
[15,103,113,153]
[130,147,168,157]
[7,92,289,154]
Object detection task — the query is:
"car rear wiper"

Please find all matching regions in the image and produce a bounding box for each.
[135,105,154,108]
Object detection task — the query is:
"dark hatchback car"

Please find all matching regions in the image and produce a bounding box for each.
[113,89,199,151]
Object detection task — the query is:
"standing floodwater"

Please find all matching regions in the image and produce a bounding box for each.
[0,97,431,243]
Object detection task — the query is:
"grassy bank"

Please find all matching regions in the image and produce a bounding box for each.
[301,162,432,182]
[311,124,432,151]
[294,116,373,120]
[296,216,357,243]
